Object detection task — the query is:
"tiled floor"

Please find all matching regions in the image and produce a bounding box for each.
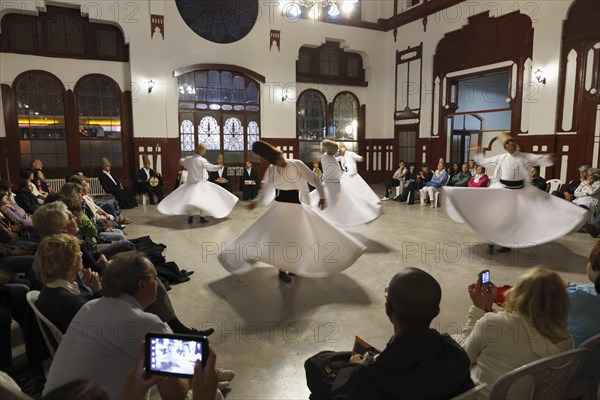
[115,184,596,399]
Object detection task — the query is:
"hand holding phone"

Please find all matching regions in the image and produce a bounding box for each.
[479,270,490,286]
[145,332,209,378]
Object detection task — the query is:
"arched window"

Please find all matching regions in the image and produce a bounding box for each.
[332,92,359,151]
[14,71,67,171]
[297,90,327,161]
[76,75,122,168]
[177,68,261,163]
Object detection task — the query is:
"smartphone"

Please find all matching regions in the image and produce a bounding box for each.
[479,269,491,286]
[145,332,208,378]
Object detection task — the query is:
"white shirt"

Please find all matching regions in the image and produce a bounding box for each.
[43,294,170,400]
[180,155,219,183]
[340,151,363,175]
[255,159,325,206]
[321,154,343,183]
[475,151,552,185]
[102,170,117,185]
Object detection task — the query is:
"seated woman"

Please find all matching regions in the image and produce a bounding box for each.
[467,165,489,188]
[573,167,600,221]
[420,161,448,208]
[35,233,102,333]
[454,267,573,399]
[14,179,41,215]
[0,186,33,232]
[32,202,206,336]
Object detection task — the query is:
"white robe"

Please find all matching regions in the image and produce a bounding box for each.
[443,151,588,247]
[310,153,381,228]
[339,151,380,204]
[157,155,238,218]
[218,159,366,278]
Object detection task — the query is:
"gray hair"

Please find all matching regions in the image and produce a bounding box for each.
[101,252,155,297]
[32,202,70,237]
[588,168,600,180]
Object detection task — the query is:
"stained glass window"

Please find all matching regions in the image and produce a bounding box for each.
[223,117,244,151]
[180,119,194,152]
[198,116,221,150]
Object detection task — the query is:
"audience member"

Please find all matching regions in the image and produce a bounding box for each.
[468,159,477,176]
[573,167,600,221]
[306,267,474,400]
[138,155,164,205]
[42,252,190,400]
[35,233,102,333]
[0,186,33,232]
[31,159,52,193]
[552,164,590,199]
[447,163,471,187]
[240,161,259,200]
[209,154,233,193]
[530,165,547,191]
[393,163,417,201]
[398,163,432,204]
[420,161,448,207]
[567,241,600,398]
[455,267,573,399]
[467,166,489,187]
[98,157,138,209]
[447,162,460,182]
[381,161,407,201]
[13,180,40,215]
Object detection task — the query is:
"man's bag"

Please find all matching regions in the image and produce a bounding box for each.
[305,351,353,400]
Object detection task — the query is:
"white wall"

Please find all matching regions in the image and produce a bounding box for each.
[0,0,578,144]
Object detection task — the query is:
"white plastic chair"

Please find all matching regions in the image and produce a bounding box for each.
[566,333,600,400]
[488,348,589,400]
[450,383,487,400]
[546,179,563,193]
[26,290,63,357]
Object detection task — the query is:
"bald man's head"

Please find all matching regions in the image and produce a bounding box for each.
[387,268,441,330]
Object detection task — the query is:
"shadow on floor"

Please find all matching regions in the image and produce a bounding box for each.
[208,268,372,323]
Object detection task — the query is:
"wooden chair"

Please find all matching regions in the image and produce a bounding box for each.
[488,348,589,400]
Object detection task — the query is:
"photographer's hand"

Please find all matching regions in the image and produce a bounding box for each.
[122,344,163,400]
[192,346,218,400]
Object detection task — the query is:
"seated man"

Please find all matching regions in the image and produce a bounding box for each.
[138,155,164,205]
[240,160,259,200]
[98,157,138,209]
[381,161,407,201]
[553,164,590,200]
[42,252,191,400]
[398,164,432,204]
[306,267,474,400]
[209,154,233,193]
[447,163,471,187]
[530,165,547,191]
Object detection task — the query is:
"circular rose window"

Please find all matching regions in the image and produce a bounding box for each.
[175,0,259,44]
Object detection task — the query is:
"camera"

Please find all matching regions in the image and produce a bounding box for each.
[145,332,208,378]
[479,269,491,286]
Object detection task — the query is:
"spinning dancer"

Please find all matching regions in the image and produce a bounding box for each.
[310,139,381,228]
[218,141,366,283]
[338,144,380,205]
[443,132,588,250]
[158,144,238,223]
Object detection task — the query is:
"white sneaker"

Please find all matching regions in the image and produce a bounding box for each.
[217,368,235,382]
[381,197,389,201]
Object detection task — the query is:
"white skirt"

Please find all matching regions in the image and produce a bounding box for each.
[309,182,381,228]
[157,181,238,218]
[443,185,589,248]
[217,201,366,277]
[343,173,381,204]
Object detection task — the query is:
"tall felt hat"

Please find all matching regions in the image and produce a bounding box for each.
[101,157,111,167]
[142,154,151,167]
[252,140,282,164]
[497,131,515,145]
[322,139,339,155]
[195,143,206,155]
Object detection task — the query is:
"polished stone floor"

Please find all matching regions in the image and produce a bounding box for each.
[113,183,596,399]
